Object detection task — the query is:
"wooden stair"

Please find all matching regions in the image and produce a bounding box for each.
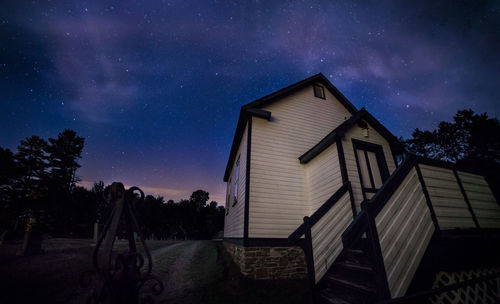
[317,241,377,304]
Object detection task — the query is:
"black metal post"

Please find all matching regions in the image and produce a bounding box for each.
[81,182,164,303]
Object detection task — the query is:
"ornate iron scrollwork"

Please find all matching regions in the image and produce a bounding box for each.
[81,183,164,303]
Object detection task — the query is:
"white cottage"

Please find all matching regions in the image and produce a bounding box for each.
[223,74,500,304]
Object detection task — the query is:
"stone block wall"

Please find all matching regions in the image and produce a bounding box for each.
[223,241,307,279]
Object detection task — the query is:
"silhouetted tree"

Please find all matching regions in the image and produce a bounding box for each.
[92,181,109,223]
[0,147,17,186]
[406,109,500,200]
[406,109,500,163]
[41,130,85,235]
[15,135,48,201]
[190,190,209,210]
[0,147,19,231]
[46,129,85,192]
[0,130,225,240]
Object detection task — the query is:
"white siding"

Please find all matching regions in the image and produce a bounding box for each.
[376,167,435,297]
[343,123,397,211]
[420,165,475,229]
[304,143,343,213]
[311,192,351,282]
[458,171,500,228]
[223,123,248,238]
[249,84,352,238]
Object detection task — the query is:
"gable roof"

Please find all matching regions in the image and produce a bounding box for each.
[241,73,358,113]
[299,108,404,164]
[224,73,365,181]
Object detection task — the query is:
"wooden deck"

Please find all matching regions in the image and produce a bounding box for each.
[288,155,500,304]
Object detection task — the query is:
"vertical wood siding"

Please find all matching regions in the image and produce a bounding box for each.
[223,123,248,238]
[375,167,435,297]
[420,165,475,229]
[343,124,397,210]
[249,84,351,238]
[311,192,352,282]
[458,171,500,228]
[304,144,343,213]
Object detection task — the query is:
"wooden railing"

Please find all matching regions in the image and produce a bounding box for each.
[417,158,500,230]
[375,164,435,297]
[341,155,500,300]
[288,182,354,286]
[287,152,499,301]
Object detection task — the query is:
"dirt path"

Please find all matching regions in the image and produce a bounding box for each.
[151,241,201,301]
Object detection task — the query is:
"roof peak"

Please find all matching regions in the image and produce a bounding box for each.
[241,73,356,114]
[224,73,359,181]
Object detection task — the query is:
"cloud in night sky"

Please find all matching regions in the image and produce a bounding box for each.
[1,0,499,204]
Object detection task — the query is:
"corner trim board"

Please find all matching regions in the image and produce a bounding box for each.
[336,137,348,184]
[243,117,252,245]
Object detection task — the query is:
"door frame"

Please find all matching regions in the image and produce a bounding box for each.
[352,139,390,202]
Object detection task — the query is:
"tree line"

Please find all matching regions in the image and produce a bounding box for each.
[0,130,224,240]
[405,109,500,165]
[1,109,498,240]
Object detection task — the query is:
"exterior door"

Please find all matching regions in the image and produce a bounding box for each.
[352,139,390,201]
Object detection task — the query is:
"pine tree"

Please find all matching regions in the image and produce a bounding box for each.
[15,135,48,200]
[46,129,85,192]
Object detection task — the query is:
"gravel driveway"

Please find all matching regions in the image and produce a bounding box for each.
[151,241,202,302]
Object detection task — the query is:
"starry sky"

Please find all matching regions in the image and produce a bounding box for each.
[1,1,499,204]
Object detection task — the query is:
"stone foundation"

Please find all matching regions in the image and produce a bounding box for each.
[223,241,307,279]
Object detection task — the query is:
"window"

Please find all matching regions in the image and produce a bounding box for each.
[314,85,325,99]
[233,156,240,206]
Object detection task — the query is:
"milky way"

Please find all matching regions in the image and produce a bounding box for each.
[1,1,499,203]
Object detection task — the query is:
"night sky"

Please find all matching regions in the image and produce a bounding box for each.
[1,1,499,204]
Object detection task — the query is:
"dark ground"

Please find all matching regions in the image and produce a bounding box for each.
[0,239,312,304]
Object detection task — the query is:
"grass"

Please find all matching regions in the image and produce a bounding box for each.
[0,239,94,303]
[0,238,178,303]
[0,239,313,304]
